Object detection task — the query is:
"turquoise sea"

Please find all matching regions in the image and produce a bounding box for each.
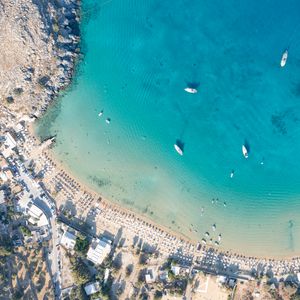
[37,0,300,257]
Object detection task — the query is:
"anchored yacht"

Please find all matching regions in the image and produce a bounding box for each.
[242,145,248,158]
[280,49,288,67]
[184,87,197,94]
[174,143,183,156]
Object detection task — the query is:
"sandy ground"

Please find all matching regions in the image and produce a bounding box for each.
[189,274,230,300]
[60,247,74,289]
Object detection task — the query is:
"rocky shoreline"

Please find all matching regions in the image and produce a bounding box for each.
[0,0,81,116]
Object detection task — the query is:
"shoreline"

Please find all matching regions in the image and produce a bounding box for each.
[8,0,300,276]
[30,123,300,263]
[30,121,195,247]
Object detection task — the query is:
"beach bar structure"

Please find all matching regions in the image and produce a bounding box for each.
[86,238,112,265]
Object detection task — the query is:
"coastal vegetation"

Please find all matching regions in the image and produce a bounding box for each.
[19,225,32,237]
[74,233,89,255]
[70,256,92,285]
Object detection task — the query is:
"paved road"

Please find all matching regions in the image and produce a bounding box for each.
[17,166,62,299]
[50,217,62,299]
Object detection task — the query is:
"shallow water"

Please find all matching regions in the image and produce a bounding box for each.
[37,0,300,257]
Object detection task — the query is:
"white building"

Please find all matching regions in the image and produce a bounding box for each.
[0,190,5,205]
[5,132,17,149]
[2,148,13,158]
[0,172,8,182]
[145,268,156,284]
[27,204,48,227]
[15,123,24,133]
[84,281,100,296]
[86,238,112,265]
[171,265,180,276]
[60,230,76,251]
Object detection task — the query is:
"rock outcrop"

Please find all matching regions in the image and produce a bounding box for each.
[0,0,80,115]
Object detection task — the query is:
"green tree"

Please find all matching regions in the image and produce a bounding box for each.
[19,225,32,236]
[154,290,163,299]
[139,253,149,265]
[112,252,122,270]
[74,235,89,255]
[126,264,133,276]
[0,235,12,257]
[69,285,87,300]
[70,257,91,285]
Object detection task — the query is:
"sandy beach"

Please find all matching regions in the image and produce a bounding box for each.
[15,117,300,277]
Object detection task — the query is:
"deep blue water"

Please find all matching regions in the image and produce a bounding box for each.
[37,0,300,257]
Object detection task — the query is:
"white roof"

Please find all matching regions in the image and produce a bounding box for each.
[0,190,5,204]
[28,204,48,227]
[145,268,156,283]
[15,123,24,133]
[87,238,111,265]
[84,282,100,295]
[217,275,227,283]
[5,132,17,149]
[2,148,13,158]
[104,268,110,283]
[0,172,8,182]
[171,265,180,276]
[60,231,76,250]
[145,274,154,284]
[28,205,43,218]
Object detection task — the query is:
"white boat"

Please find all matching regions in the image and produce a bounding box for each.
[184,87,198,94]
[98,110,103,117]
[230,170,234,178]
[215,241,219,246]
[212,224,216,231]
[200,207,204,216]
[280,49,288,67]
[218,234,222,241]
[242,145,248,158]
[106,118,111,124]
[205,232,210,237]
[174,144,183,156]
[201,238,206,244]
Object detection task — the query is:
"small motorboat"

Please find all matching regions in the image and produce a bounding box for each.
[201,238,206,244]
[184,87,198,94]
[242,145,248,158]
[230,170,234,178]
[205,232,210,238]
[215,241,220,246]
[218,234,222,241]
[98,110,103,117]
[106,118,111,124]
[174,143,183,156]
[212,224,216,231]
[280,49,288,68]
[200,207,204,216]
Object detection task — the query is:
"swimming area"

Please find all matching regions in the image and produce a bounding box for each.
[37,0,300,257]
